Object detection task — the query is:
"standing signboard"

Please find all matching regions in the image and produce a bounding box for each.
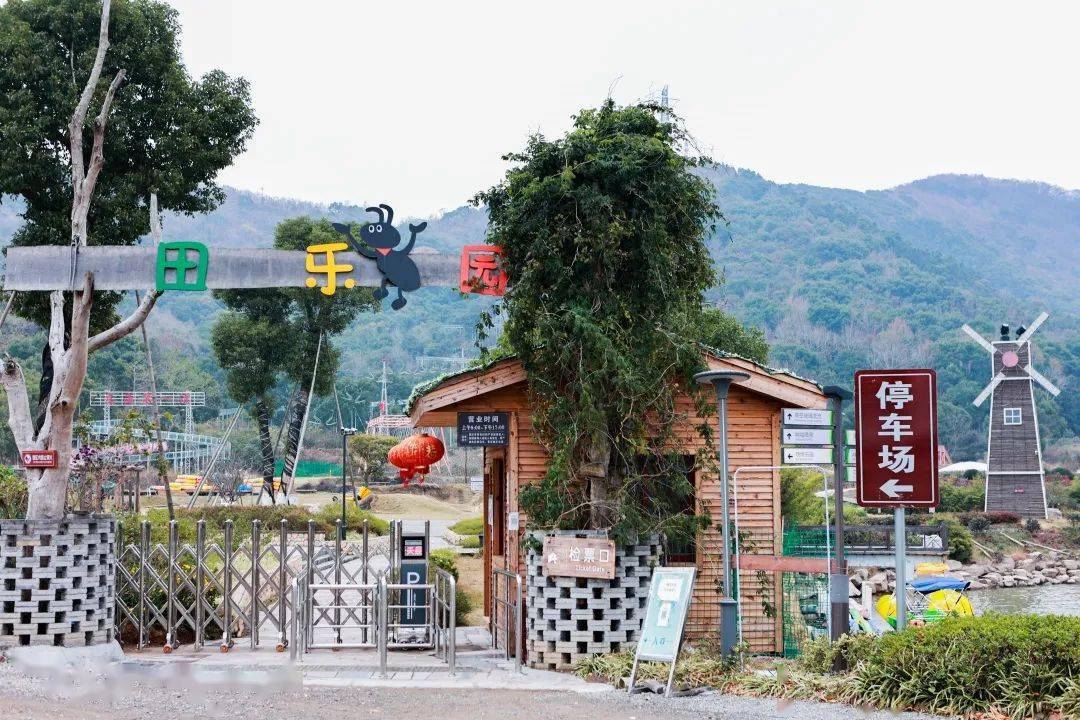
[457,412,509,446]
[628,566,696,697]
[854,369,939,508]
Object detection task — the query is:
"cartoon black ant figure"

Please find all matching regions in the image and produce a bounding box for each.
[332,204,427,310]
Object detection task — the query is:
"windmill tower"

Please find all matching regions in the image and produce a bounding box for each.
[962,313,1060,518]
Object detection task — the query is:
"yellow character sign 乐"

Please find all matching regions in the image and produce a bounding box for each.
[305,242,356,296]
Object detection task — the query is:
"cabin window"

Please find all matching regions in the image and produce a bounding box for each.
[1003,407,1022,426]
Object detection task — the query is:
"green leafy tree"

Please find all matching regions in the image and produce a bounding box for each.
[212,218,376,495]
[693,306,770,364]
[0,0,257,414]
[272,218,377,484]
[348,434,397,486]
[210,303,291,494]
[475,100,721,537]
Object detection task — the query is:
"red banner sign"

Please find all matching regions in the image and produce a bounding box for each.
[855,369,938,508]
[20,449,58,468]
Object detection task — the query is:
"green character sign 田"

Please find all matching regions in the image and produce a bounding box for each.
[156,241,209,291]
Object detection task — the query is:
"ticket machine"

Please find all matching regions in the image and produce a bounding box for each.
[392,521,430,643]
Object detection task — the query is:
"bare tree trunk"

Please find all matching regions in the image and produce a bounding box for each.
[582,431,616,529]
[0,0,160,521]
[281,386,307,486]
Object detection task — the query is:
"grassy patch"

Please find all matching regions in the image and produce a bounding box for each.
[449,517,483,535]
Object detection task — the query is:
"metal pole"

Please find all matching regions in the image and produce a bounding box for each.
[823,386,852,642]
[513,573,523,673]
[138,521,149,649]
[196,520,206,649]
[278,518,288,651]
[341,429,348,538]
[693,370,748,657]
[895,507,907,631]
[223,519,234,651]
[334,518,343,645]
[362,518,369,644]
[165,519,178,652]
[251,519,261,650]
[379,578,388,677]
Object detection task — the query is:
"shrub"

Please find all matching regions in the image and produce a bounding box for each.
[849,614,1080,718]
[943,518,973,563]
[0,465,28,519]
[429,548,458,579]
[801,633,877,674]
[960,511,1020,526]
[939,482,984,513]
[967,515,991,537]
[459,535,481,549]
[428,549,474,625]
[312,501,389,536]
[449,516,484,535]
[1024,517,1040,534]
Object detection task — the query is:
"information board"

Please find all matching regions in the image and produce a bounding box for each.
[634,567,696,662]
[457,412,509,446]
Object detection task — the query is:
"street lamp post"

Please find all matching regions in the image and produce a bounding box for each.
[694,369,749,657]
[340,425,357,539]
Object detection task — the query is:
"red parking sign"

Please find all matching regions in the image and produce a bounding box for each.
[855,369,938,508]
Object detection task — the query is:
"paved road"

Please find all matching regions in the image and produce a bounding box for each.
[0,662,944,720]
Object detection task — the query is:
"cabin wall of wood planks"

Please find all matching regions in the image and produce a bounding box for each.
[410,357,814,654]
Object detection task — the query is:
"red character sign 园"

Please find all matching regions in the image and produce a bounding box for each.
[459,245,508,296]
[855,369,939,508]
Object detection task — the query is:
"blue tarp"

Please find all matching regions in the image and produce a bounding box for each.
[910,575,968,593]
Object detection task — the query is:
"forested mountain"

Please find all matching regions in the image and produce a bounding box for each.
[0,169,1076,463]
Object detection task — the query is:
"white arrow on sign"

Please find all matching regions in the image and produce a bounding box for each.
[783,447,834,464]
[880,478,914,498]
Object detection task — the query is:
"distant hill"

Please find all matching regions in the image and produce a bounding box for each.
[1,169,1076,463]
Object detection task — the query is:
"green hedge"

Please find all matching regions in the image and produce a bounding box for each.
[844,615,1080,718]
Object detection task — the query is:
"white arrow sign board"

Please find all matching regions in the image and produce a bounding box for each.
[846,466,857,483]
[781,428,832,445]
[846,429,856,446]
[845,447,856,465]
[782,408,833,426]
[783,447,833,464]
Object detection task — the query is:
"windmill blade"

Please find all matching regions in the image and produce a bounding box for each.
[1016,312,1049,344]
[973,372,1005,407]
[962,324,996,354]
[1024,364,1061,397]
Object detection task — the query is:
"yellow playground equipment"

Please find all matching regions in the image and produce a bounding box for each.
[169,474,216,495]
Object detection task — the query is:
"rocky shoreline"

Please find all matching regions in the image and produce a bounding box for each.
[848,549,1080,594]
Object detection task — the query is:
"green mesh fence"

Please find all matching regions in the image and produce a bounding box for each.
[273,460,343,477]
[782,526,831,557]
[781,571,830,658]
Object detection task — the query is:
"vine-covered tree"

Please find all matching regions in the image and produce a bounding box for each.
[475,100,722,538]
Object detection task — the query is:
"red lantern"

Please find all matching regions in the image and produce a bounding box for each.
[387,433,445,487]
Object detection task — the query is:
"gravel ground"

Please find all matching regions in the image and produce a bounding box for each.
[0,662,947,720]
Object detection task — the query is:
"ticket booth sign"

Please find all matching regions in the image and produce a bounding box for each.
[854,369,939,508]
[542,536,616,580]
[21,449,58,468]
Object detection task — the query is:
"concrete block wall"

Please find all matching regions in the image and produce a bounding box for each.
[525,534,660,671]
[0,516,115,647]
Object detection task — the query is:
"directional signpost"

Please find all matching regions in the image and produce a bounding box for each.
[853,368,939,630]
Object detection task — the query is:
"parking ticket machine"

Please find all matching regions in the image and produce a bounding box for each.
[395,522,430,638]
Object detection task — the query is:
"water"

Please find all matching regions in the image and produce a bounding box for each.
[967,584,1080,617]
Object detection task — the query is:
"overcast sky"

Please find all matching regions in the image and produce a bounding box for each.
[165,0,1080,216]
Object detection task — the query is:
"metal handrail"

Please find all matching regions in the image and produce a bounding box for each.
[432,567,457,674]
[490,568,523,673]
[306,581,379,649]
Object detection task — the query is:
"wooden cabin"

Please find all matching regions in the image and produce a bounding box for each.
[408,350,827,652]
